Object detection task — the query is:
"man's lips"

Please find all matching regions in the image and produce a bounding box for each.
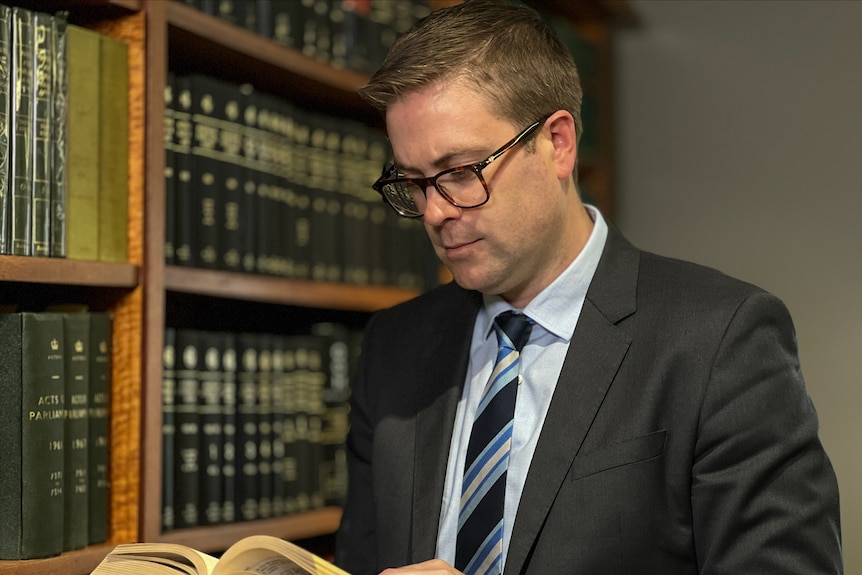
[443,238,480,257]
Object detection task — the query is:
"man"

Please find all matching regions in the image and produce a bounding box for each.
[334,1,842,573]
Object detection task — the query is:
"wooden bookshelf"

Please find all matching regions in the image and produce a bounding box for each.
[0,1,633,573]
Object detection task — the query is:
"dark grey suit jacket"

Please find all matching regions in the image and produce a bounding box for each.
[335,225,842,574]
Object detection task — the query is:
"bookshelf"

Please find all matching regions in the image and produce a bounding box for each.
[0,1,633,573]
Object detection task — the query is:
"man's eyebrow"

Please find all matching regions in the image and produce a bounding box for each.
[395,146,487,176]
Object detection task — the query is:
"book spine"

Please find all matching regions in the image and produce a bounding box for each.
[10,7,34,256]
[0,6,12,254]
[236,332,259,521]
[31,12,54,258]
[215,78,244,272]
[62,312,90,551]
[198,330,225,525]
[173,75,196,267]
[0,313,65,559]
[65,24,100,261]
[161,326,177,532]
[279,339,299,515]
[50,12,67,257]
[97,34,128,262]
[269,335,286,517]
[174,328,201,529]
[256,334,274,519]
[220,332,238,523]
[88,311,111,544]
[312,322,351,507]
[190,74,220,269]
[271,0,301,49]
[164,71,176,265]
[238,83,257,273]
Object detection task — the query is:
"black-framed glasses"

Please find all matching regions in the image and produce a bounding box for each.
[372,114,551,218]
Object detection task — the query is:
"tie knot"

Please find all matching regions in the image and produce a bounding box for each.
[493,311,533,352]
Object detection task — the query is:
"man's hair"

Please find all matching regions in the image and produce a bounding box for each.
[358,0,584,142]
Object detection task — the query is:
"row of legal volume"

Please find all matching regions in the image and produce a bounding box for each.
[0,311,113,560]
[162,323,358,532]
[176,0,432,76]
[0,5,129,262]
[165,71,440,291]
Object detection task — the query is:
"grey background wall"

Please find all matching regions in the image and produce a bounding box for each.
[614,0,860,570]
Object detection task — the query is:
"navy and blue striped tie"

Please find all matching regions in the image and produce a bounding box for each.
[456,311,533,575]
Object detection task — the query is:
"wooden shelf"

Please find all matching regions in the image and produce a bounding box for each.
[0,545,114,575]
[164,1,377,124]
[164,266,419,312]
[0,256,137,288]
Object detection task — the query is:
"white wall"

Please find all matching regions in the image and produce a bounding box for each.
[615,0,861,570]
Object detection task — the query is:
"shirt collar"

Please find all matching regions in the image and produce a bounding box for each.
[481,205,608,341]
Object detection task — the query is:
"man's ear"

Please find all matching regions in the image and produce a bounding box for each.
[546,111,578,179]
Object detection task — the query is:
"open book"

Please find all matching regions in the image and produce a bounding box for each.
[91,535,350,575]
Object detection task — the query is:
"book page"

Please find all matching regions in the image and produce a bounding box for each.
[102,543,219,574]
[215,536,349,575]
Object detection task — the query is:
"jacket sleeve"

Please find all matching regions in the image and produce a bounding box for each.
[334,314,380,575]
[691,291,842,573]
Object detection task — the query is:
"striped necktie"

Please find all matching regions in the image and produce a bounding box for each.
[456,311,533,575]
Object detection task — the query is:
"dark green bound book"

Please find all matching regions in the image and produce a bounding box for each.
[161,326,177,532]
[31,11,55,258]
[164,72,176,266]
[220,332,238,523]
[0,6,12,254]
[174,328,201,529]
[0,312,65,559]
[62,312,90,551]
[236,332,259,521]
[10,7,35,256]
[50,12,68,258]
[256,334,274,519]
[88,311,112,544]
[198,330,224,526]
[189,74,221,270]
[173,75,195,267]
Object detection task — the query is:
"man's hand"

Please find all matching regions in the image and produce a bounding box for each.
[380,559,464,574]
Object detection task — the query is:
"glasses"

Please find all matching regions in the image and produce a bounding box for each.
[372,115,551,218]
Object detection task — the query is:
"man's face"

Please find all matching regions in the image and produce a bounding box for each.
[386,80,581,308]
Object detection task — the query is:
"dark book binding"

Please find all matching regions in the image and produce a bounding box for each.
[198,330,225,525]
[31,11,54,258]
[0,6,12,254]
[50,12,67,257]
[62,312,90,551]
[236,332,260,521]
[174,328,201,529]
[10,7,35,256]
[0,312,65,559]
[88,311,112,544]
[161,326,177,532]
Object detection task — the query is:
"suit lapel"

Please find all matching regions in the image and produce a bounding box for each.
[411,288,482,560]
[505,225,639,574]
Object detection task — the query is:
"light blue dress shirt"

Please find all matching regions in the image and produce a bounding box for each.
[436,206,608,568]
